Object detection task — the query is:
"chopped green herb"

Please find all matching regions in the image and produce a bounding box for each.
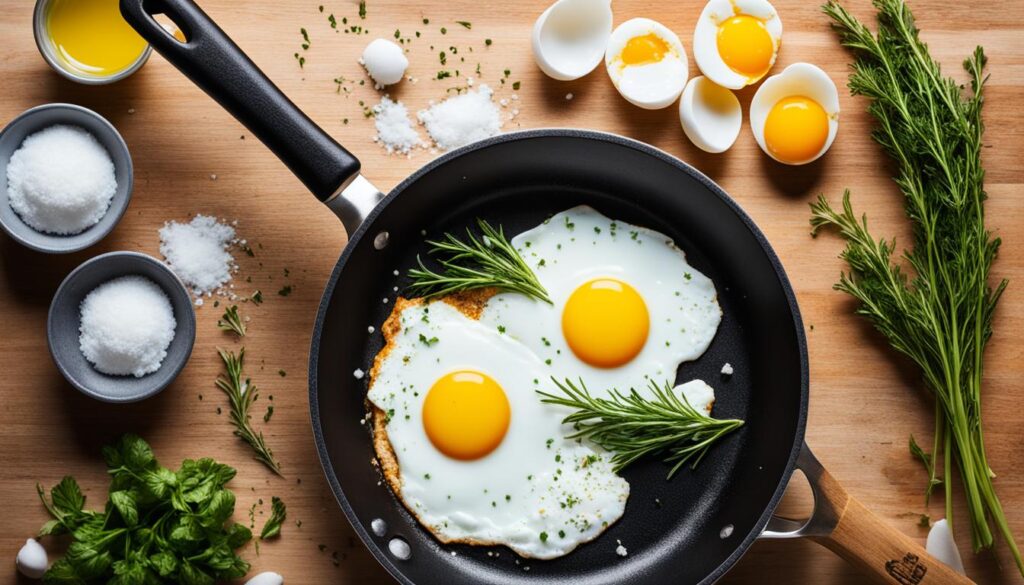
[540,531,548,543]
[358,1,366,19]
[440,27,447,34]
[278,285,293,296]
[263,404,274,423]
[260,496,287,539]
[217,305,247,337]
[512,81,521,90]
[278,369,287,377]
[484,38,492,46]
[419,333,439,346]
[456,21,471,29]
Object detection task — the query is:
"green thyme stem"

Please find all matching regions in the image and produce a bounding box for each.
[538,378,743,479]
[217,305,246,337]
[216,348,282,476]
[407,219,552,303]
[816,0,1019,574]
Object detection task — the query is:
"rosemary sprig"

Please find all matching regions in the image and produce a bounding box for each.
[216,348,282,476]
[538,378,744,478]
[816,0,1020,573]
[217,304,246,337]
[407,219,552,303]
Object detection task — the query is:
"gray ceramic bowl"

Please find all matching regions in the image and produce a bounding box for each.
[48,251,196,403]
[0,103,133,253]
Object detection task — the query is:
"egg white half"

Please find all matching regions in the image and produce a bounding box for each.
[749,62,840,165]
[605,18,689,110]
[680,76,742,153]
[693,0,782,90]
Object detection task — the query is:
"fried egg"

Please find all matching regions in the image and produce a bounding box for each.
[605,18,688,110]
[479,206,722,397]
[368,298,629,559]
[693,0,782,90]
[750,62,839,165]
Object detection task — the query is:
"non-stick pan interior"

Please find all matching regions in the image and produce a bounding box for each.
[310,131,808,585]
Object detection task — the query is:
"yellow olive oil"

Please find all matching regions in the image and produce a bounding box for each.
[47,0,148,77]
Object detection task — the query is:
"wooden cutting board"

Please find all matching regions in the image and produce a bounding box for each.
[1,0,1021,583]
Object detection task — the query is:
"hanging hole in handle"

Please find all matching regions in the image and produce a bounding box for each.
[761,468,820,538]
[374,231,390,250]
[150,12,190,43]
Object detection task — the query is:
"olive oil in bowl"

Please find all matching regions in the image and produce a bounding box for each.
[34,0,152,84]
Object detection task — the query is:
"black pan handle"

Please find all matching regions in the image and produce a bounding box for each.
[120,0,360,201]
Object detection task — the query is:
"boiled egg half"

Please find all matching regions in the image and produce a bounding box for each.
[694,0,782,90]
[750,62,839,165]
[679,76,742,153]
[605,18,688,110]
[532,0,614,81]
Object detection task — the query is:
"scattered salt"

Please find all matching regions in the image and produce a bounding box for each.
[354,369,365,379]
[79,276,176,377]
[418,85,502,150]
[566,93,574,100]
[360,39,408,87]
[373,97,422,154]
[6,125,116,235]
[721,362,734,376]
[159,215,237,297]
[368,326,376,334]
[615,539,628,557]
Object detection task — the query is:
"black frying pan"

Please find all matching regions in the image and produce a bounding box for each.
[120,1,971,583]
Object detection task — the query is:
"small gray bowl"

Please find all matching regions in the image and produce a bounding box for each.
[0,103,133,254]
[48,251,196,403]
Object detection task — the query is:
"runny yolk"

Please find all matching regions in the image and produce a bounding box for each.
[620,33,670,66]
[716,15,774,80]
[422,370,510,460]
[764,96,829,164]
[562,278,650,368]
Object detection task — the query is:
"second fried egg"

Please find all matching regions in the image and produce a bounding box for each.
[479,206,722,397]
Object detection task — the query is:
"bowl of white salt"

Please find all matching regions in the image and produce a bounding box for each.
[47,251,196,402]
[0,103,133,253]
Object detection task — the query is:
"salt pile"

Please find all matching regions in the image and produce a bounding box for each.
[418,85,502,150]
[159,215,237,298]
[373,97,422,154]
[79,276,176,377]
[6,124,117,235]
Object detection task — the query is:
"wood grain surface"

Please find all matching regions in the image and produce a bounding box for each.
[1,0,1022,583]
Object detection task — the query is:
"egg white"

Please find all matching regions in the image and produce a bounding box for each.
[693,0,782,90]
[749,62,840,165]
[605,18,688,110]
[368,300,629,559]
[680,76,742,154]
[532,0,614,81]
[479,206,722,400]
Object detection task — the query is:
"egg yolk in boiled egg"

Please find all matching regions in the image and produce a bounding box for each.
[764,96,829,164]
[422,370,511,460]
[716,15,774,80]
[620,33,671,66]
[562,279,650,368]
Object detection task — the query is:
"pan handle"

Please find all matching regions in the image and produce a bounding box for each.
[761,443,973,584]
[119,0,375,221]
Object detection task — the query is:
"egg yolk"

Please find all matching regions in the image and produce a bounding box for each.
[764,96,829,164]
[562,279,650,368]
[422,370,510,460]
[620,33,670,66]
[716,15,774,80]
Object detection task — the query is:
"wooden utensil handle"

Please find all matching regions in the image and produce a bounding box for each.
[764,444,973,584]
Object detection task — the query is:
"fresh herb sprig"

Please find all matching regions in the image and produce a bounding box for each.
[35,435,252,583]
[815,0,1019,573]
[217,348,282,475]
[217,304,246,337]
[538,378,744,478]
[260,496,287,540]
[408,220,551,303]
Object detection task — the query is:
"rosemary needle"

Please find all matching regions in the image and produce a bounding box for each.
[407,219,551,303]
[538,378,744,478]
[216,348,282,475]
[217,304,246,337]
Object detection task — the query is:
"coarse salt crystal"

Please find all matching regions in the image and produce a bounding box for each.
[721,363,734,376]
[79,276,176,377]
[159,215,237,297]
[373,97,422,154]
[6,125,117,235]
[615,540,628,557]
[418,85,502,151]
[354,369,365,379]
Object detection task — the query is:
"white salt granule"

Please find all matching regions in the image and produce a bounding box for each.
[354,368,365,379]
[7,124,117,235]
[721,362,734,376]
[79,276,176,377]
[373,97,422,154]
[360,38,408,88]
[615,539,628,557]
[159,215,237,296]
[418,85,502,150]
